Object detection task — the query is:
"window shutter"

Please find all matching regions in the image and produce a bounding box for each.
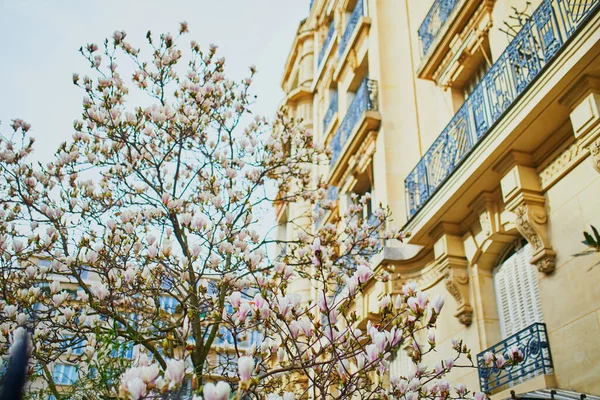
[494,243,544,339]
[390,348,413,378]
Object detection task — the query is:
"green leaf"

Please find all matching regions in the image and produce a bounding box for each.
[592,225,600,244]
[584,231,596,247]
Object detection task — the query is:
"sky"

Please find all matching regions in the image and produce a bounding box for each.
[0,0,309,162]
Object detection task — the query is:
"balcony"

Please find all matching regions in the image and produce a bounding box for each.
[477,323,553,393]
[338,0,364,57]
[318,21,336,67]
[323,91,338,133]
[405,0,600,218]
[418,0,460,56]
[330,78,379,168]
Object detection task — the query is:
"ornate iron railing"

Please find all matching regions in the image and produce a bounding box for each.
[318,21,336,67]
[405,0,600,218]
[338,0,364,57]
[330,78,378,167]
[418,0,460,56]
[323,91,339,133]
[477,323,553,393]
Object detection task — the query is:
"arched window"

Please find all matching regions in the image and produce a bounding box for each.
[493,241,544,338]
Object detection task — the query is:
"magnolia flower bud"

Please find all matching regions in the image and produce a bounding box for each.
[238,356,254,383]
[203,381,231,400]
[126,377,145,400]
[165,359,186,389]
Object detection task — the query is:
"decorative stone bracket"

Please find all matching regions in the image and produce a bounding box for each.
[430,223,473,326]
[442,256,473,326]
[497,153,556,273]
[590,137,600,173]
[513,202,556,273]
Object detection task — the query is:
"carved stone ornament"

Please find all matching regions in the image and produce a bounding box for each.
[590,137,600,173]
[514,203,556,273]
[444,265,473,326]
[479,210,492,236]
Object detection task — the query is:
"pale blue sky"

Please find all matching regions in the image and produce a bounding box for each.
[0,0,308,161]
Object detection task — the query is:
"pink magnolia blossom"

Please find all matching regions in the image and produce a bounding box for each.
[431,294,445,314]
[140,364,159,383]
[475,392,486,400]
[126,377,145,400]
[203,381,231,400]
[365,344,379,363]
[455,382,467,396]
[507,345,524,363]
[165,359,186,388]
[345,275,358,296]
[495,353,507,368]
[238,356,254,383]
[427,329,436,345]
[482,351,494,366]
[4,305,17,318]
[356,265,373,284]
[91,282,109,300]
[228,291,242,308]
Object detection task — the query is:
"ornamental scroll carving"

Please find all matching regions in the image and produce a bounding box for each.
[444,265,473,326]
[590,137,600,173]
[393,256,473,326]
[513,203,556,273]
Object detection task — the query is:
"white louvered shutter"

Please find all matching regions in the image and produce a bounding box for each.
[390,348,413,378]
[494,243,544,339]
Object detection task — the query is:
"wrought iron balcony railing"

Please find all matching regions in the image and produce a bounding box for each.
[323,91,338,133]
[477,323,553,393]
[338,0,364,57]
[418,0,460,56]
[330,78,379,167]
[318,21,336,67]
[405,0,600,218]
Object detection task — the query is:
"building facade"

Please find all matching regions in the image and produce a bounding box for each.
[278,0,600,397]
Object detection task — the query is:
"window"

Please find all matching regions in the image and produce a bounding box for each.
[239,330,263,347]
[159,296,178,314]
[215,326,235,346]
[493,242,544,338]
[111,341,134,360]
[52,363,78,385]
[463,60,490,99]
[216,353,237,377]
[349,162,374,220]
[78,264,90,280]
[62,335,85,356]
[389,348,413,378]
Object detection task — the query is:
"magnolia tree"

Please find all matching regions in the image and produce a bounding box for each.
[0,24,517,400]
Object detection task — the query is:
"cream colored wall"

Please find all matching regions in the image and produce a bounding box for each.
[407,0,457,156]
[541,159,600,394]
[370,0,426,222]
[487,0,543,61]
